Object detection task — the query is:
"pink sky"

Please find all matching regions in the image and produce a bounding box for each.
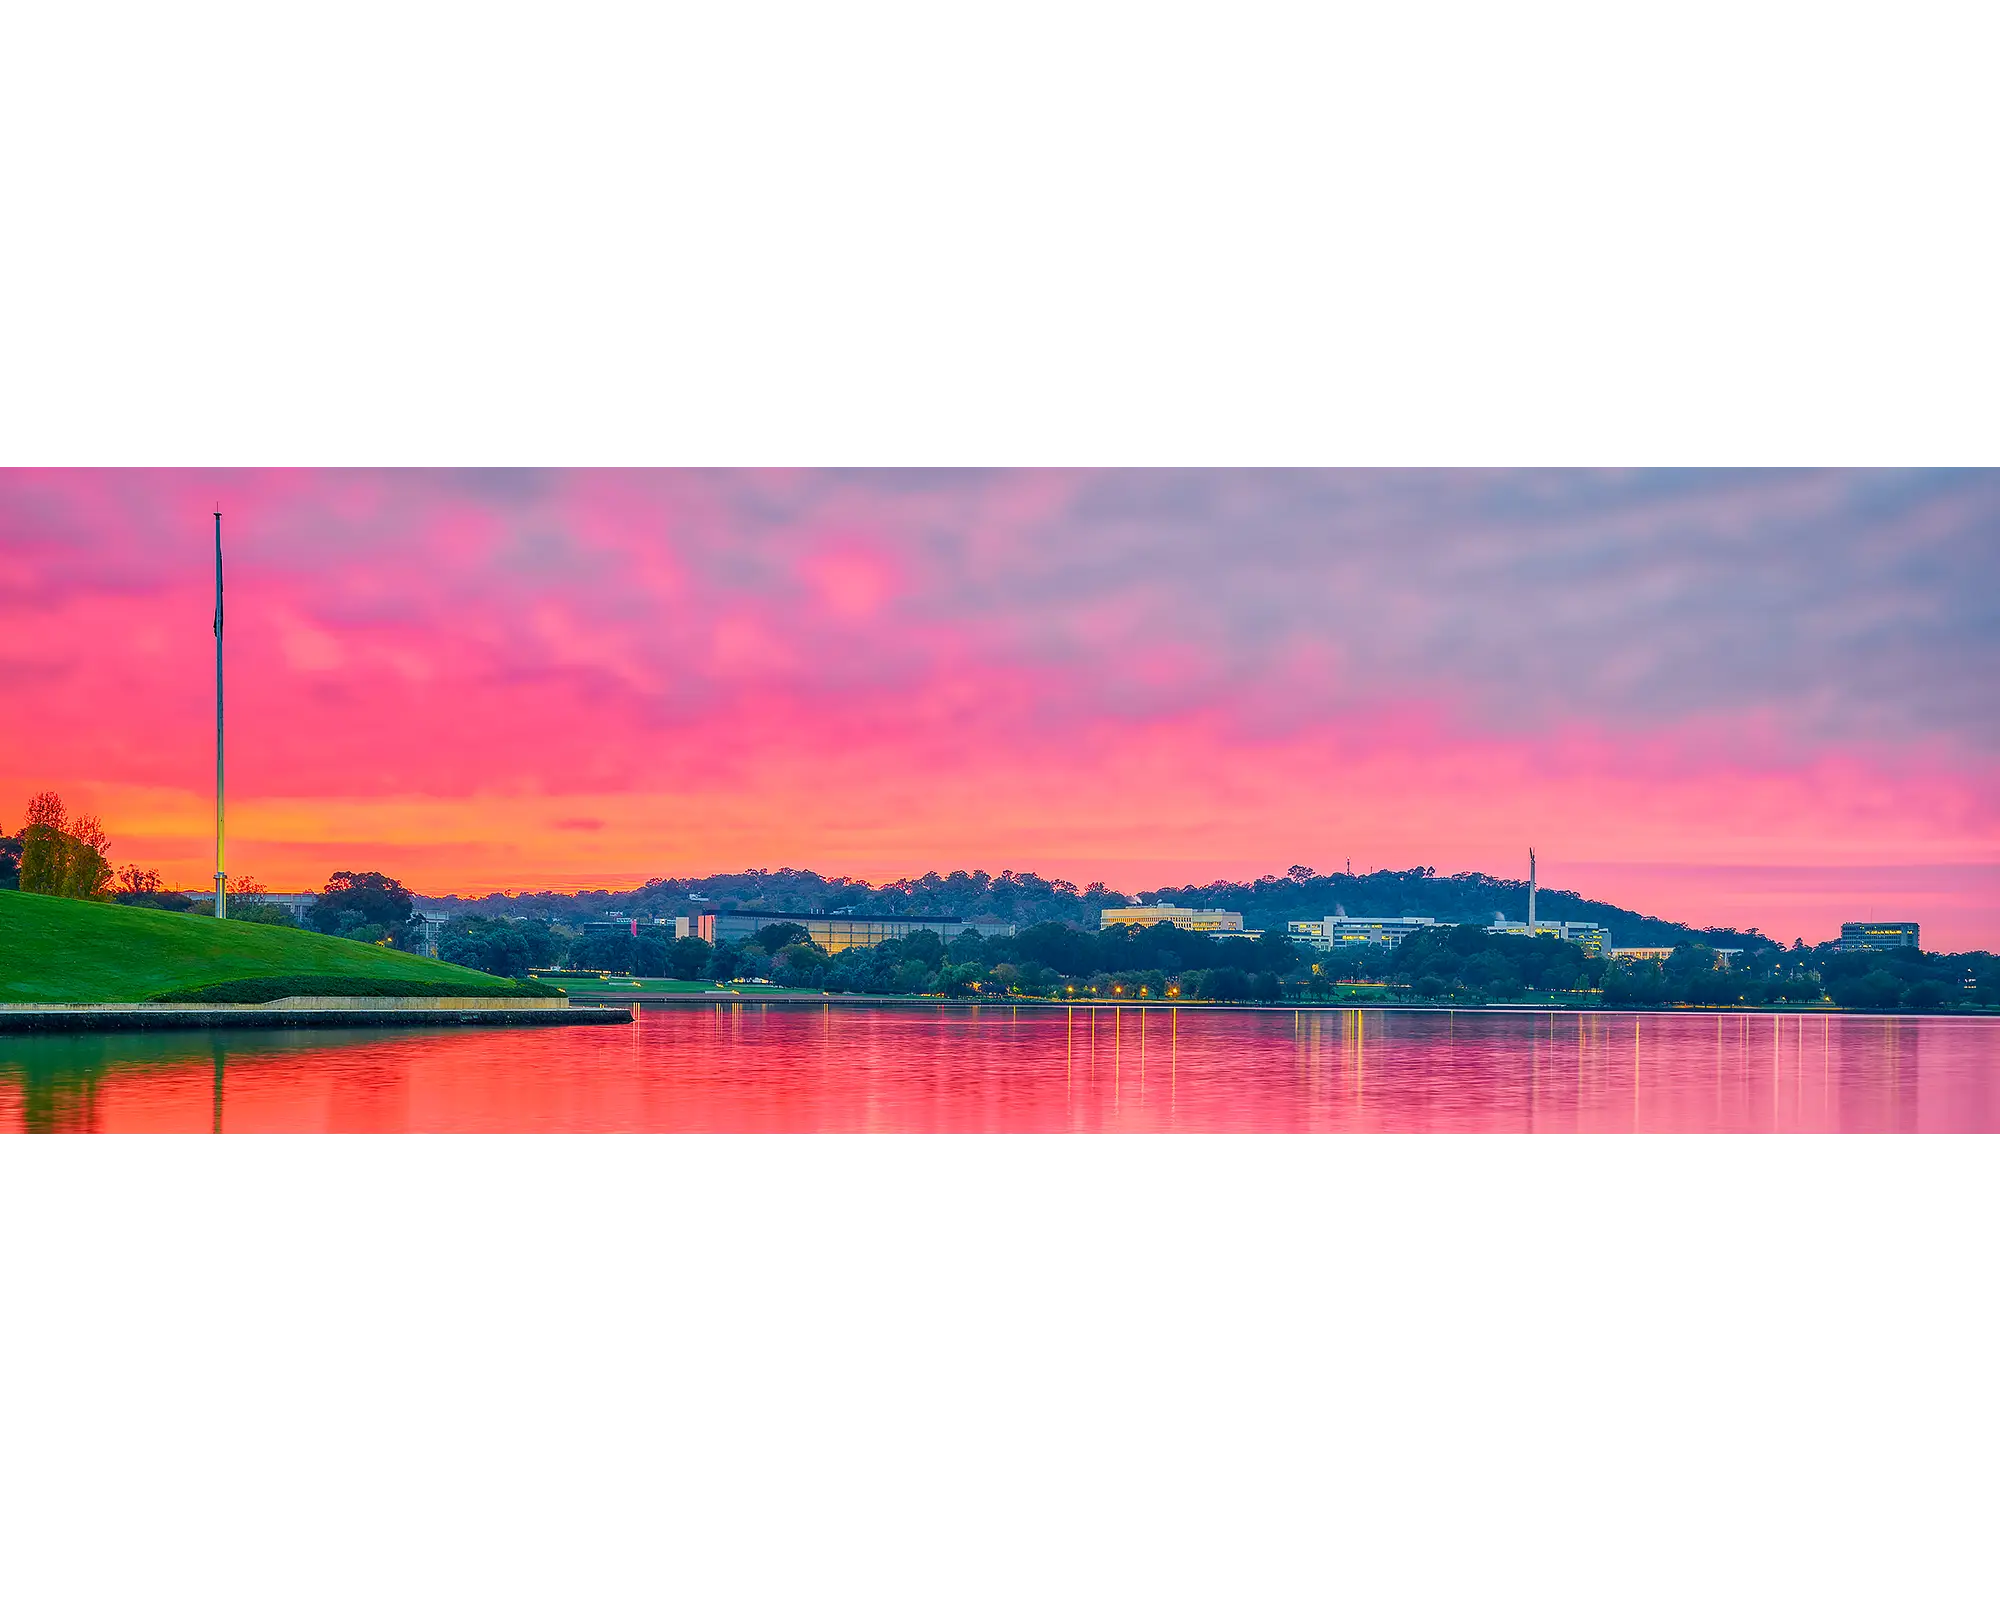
[3,470,1995,948]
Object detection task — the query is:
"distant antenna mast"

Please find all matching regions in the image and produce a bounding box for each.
[1528,846,1537,933]
[213,507,226,920]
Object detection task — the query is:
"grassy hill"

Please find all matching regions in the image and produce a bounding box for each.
[0,892,529,1004]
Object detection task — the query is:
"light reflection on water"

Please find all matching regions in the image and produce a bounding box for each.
[0,1005,1995,1133]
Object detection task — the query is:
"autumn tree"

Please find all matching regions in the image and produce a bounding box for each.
[114,864,164,896]
[19,792,113,900]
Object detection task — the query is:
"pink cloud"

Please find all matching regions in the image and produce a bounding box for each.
[2,469,1995,948]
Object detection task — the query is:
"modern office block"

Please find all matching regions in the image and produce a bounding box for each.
[1286,914,1437,950]
[1488,915,1607,955]
[695,911,1016,951]
[1838,921,1920,952]
[1100,905,1246,933]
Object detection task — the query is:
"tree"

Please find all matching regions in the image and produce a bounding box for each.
[1016,921,1102,976]
[1197,967,1249,1002]
[896,930,947,968]
[753,921,813,955]
[1255,925,1303,973]
[18,792,112,900]
[1445,922,1492,955]
[309,870,416,944]
[111,863,193,912]
[1829,968,1903,1010]
[669,936,712,980]
[571,927,672,976]
[233,882,294,923]
[229,901,301,926]
[438,916,565,978]
[185,873,281,918]
[441,917,530,976]
[1603,959,1665,1005]
[1663,944,1717,985]
[0,834,20,890]
[114,864,163,897]
[778,942,831,984]
[1459,950,1516,996]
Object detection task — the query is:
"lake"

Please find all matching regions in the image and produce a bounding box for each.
[3,1003,1996,1132]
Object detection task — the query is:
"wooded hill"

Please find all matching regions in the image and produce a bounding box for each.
[425,864,1766,951]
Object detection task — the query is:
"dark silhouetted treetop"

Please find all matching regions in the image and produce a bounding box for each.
[309,870,417,944]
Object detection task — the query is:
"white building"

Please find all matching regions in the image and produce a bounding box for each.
[1607,945,1675,963]
[1287,915,1438,950]
[1489,913,1607,957]
[1608,944,1745,968]
[1100,905,1245,934]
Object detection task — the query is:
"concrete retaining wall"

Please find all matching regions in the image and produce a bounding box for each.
[0,1002,632,1033]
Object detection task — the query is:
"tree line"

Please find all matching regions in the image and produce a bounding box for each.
[3,809,1989,1009]
[421,863,1750,951]
[521,915,1997,1011]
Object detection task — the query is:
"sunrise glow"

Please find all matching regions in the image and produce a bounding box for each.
[4,469,1994,946]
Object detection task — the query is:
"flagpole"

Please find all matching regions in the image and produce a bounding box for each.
[214,507,226,920]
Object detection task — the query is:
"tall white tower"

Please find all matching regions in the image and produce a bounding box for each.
[1528,847,1537,932]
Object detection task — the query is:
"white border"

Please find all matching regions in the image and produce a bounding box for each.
[4,3,1995,465]
[3,1137,1995,1597]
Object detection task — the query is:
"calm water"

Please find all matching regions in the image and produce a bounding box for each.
[2,1004,1996,1132]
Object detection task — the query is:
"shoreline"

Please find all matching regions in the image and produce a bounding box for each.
[0,1001,633,1033]
[618,992,1990,1018]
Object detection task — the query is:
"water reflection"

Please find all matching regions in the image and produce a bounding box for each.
[0,1007,1993,1133]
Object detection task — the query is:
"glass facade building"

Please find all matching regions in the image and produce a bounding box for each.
[1838,921,1920,952]
[692,911,1016,952]
[1100,905,1245,933]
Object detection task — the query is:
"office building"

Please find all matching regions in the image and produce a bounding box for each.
[1606,944,1744,968]
[1489,914,1607,956]
[1100,905,1245,934]
[1839,921,1920,953]
[1607,942,1748,966]
[693,911,1016,952]
[1287,915,1437,950]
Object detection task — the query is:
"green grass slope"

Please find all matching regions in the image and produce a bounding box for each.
[0,892,528,1004]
